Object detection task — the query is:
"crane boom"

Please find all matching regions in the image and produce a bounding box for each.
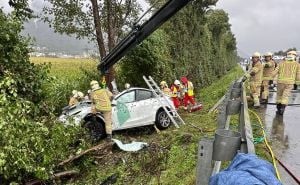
[98,0,191,72]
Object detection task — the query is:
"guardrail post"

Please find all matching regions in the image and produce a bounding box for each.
[196,138,213,185]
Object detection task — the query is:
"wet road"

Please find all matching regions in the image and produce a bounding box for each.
[259,89,300,184]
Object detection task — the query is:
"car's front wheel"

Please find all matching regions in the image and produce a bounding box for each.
[83,116,106,141]
[155,110,171,130]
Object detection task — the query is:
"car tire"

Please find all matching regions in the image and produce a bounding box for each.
[155,110,171,130]
[83,116,106,141]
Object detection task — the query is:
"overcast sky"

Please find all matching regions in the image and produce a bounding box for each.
[217,0,300,57]
[1,0,300,57]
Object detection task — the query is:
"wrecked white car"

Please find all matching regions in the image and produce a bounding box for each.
[59,88,175,139]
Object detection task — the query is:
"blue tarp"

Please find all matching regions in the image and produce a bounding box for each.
[209,153,282,185]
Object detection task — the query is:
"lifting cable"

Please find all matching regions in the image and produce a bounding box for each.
[248,109,281,181]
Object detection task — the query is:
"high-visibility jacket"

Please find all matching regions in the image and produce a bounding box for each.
[272,60,300,85]
[91,88,113,111]
[248,61,263,85]
[263,60,276,80]
[184,81,194,96]
[170,85,179,98]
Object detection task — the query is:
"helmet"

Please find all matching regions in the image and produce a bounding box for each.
[181,77,188,84]
[90,80,99,86]
[78,92,84,98]
[264,52,273,57]
[72,90,78,96]
[90,80,100,90]
[174,80,180,86]
[125,83,130,89]
[160,81,167,86]
[287,50,297,56]
[252,52,261,58]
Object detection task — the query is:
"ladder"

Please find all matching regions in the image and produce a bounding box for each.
[143,76,186,128]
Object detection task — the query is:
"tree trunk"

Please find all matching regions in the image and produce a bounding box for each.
[106,0,116,89]
[90,0,106,58]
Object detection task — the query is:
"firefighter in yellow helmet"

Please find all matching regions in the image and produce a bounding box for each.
[243,52,263,108]
[160,81,171,95]
[261,52,276,103]
[90,80,113,140]
[69,90,84,106]
[271,51,300,115]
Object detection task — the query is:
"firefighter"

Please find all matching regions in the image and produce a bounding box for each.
[170,80,181,109]
[124,83,131,90]
[261,52,276,103]
[272,51,300,115]
[90,80,113,140]
[69,90,84,106]
[160,81,171,95]
[181,76,196,111]
[243,52,263,108]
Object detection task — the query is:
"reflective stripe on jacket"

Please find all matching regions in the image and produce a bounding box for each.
[91,89,113,111]
[272,60,300,85]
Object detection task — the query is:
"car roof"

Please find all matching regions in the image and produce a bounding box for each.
[114,87,152,99]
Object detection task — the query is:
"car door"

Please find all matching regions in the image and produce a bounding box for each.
[135,89,157,125]
[111,90,140,130]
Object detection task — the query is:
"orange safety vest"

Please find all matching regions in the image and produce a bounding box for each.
[91,89,113,111]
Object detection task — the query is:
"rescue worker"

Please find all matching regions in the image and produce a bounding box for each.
[261,52,276,103]
[124,83,131,90]
[271,51,300,115]
[160,81,171,95]
[181,76,195,111]
[170,80,181,109]
[69,90,84,106]
[242,52,263,108]
[90,80,113,140]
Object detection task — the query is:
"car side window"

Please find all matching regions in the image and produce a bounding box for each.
[116,90,135,103]
[136,90,153,101]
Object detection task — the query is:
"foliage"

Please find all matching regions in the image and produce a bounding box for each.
[7,0,34,20]
[31,57,98,113]
[116,29,173,88]
[120,1,238,90]
[273,47,297,56]
[43,0,141,56]
[0,71,89,183]
[0,10,90,183]
[0,10,49,105]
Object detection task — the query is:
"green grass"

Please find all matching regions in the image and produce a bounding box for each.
[30,57,98,80]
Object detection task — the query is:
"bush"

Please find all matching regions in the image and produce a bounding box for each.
[0,9,89,183]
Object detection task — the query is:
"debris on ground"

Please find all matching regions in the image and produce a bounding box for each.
[112,139,148,152]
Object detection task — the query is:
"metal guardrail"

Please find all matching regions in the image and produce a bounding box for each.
[196,80,255,185]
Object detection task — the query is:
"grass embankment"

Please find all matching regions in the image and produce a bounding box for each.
[63,65,244,184]
[30,57,245,184]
